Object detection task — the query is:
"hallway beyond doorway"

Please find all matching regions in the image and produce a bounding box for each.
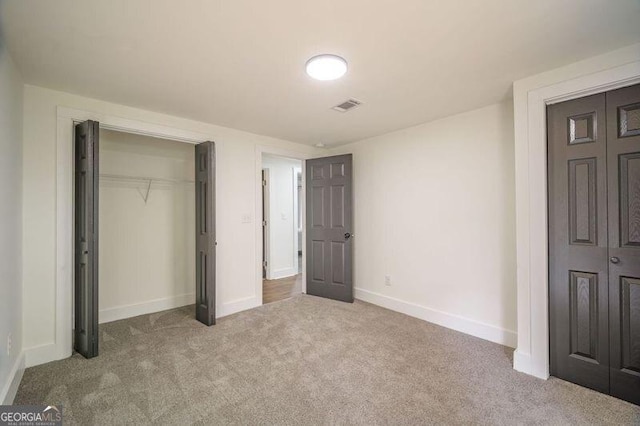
[263,273,302,304]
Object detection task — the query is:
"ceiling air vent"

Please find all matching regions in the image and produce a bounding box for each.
[332,98,362,113]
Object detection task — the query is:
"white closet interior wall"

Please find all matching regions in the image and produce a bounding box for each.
[98,129,195,323]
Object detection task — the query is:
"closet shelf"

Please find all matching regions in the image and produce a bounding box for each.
[99,173,194,184]
[99,173,194,204]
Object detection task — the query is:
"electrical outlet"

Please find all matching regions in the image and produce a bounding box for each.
[384,275,392,286]
[7,333,12,356]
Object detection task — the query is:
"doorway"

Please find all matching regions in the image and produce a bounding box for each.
[98,129,195,324]
[72,120,216,358]
[547,83,640,405]
[261,154,303,304]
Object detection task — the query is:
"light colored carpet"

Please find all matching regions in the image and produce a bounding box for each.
[15,295,640,425]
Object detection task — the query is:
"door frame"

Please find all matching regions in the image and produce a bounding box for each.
[513,44,640,380]
[54,106,208,363]
[255,146,314,304]
[261,168,271,279]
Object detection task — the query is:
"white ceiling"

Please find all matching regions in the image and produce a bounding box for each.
[2,0,639,146]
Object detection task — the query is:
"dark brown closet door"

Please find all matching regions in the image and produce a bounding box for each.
[606,84,640,405]
[548,94,610,393]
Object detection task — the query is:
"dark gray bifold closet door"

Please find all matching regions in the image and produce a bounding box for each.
[548,83,640,406]
[74,120,100,358]
[306,154,353,303]
[195,141,216,326]
[606,84,640,405]
[548,93,609,394]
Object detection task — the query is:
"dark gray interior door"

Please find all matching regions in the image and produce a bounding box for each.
[548,94,610,394]
[306,154,353,303]
[549,83,640,406]
[195,141,216,326]
[74,120,99,358]
[606,84,640,405]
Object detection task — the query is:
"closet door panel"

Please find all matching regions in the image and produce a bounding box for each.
[195,141,216,326]
[74,120,99,358]
[606,83,640,406]
[548,93,610,394]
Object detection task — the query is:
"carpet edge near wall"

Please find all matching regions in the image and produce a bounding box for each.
[355,287,517,348]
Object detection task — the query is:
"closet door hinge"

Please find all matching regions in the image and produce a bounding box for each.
[262,180,267,186]
[262,220,267,227]
[262,260,267,267]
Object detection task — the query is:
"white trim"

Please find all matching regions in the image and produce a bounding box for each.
[270,267,298,280]
[25,344,57,368]
[1,352,25,405]
[217,296,259,318]
[291,166,300,276]
[255,145,314,304]
[57,106,209,144]
[99,293,195,324]
[356,288,517,348]
[55,106,209,367]
[513,43,640,379]
[262,168,272,279]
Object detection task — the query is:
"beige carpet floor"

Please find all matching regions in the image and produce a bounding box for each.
[15,295,640,425]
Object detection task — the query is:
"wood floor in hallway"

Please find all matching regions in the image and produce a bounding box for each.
[263,274,302,304]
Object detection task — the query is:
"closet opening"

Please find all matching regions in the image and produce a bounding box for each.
[72,121,215,359]
[261,154,303,304]
[97,129,196,323]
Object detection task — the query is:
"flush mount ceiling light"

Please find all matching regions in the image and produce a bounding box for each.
[305,54,347,81]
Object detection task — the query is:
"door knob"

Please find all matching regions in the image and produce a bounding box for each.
[344,232,352,240]
[610,256,620,264]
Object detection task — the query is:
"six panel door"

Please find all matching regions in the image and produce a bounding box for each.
[306,154,354,303]
[548,83,640,405]
[606,84,640,405]
[548,94,610,394]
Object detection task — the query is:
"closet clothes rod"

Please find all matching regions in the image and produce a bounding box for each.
[99,173,195,184]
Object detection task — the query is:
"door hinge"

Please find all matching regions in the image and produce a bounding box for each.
[262,220,267,227]
[263,260,267,267]
[262,180,267,186]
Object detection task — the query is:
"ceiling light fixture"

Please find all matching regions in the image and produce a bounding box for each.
[305,54,347,81]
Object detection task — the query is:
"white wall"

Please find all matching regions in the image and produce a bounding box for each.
[330,101,518,347]
[21,85,320,365]
[98,130,195,323]
[262,155,302,279]
[0,40,24,403]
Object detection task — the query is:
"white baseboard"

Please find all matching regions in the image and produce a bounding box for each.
[513,349,532,374]
[99,293,195,324]
[25,343,58,368]
[1,351,25,405]
[355,288,518,348]
[513,350,548,379]
[269,267,297,280]
[217,296,259,318]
